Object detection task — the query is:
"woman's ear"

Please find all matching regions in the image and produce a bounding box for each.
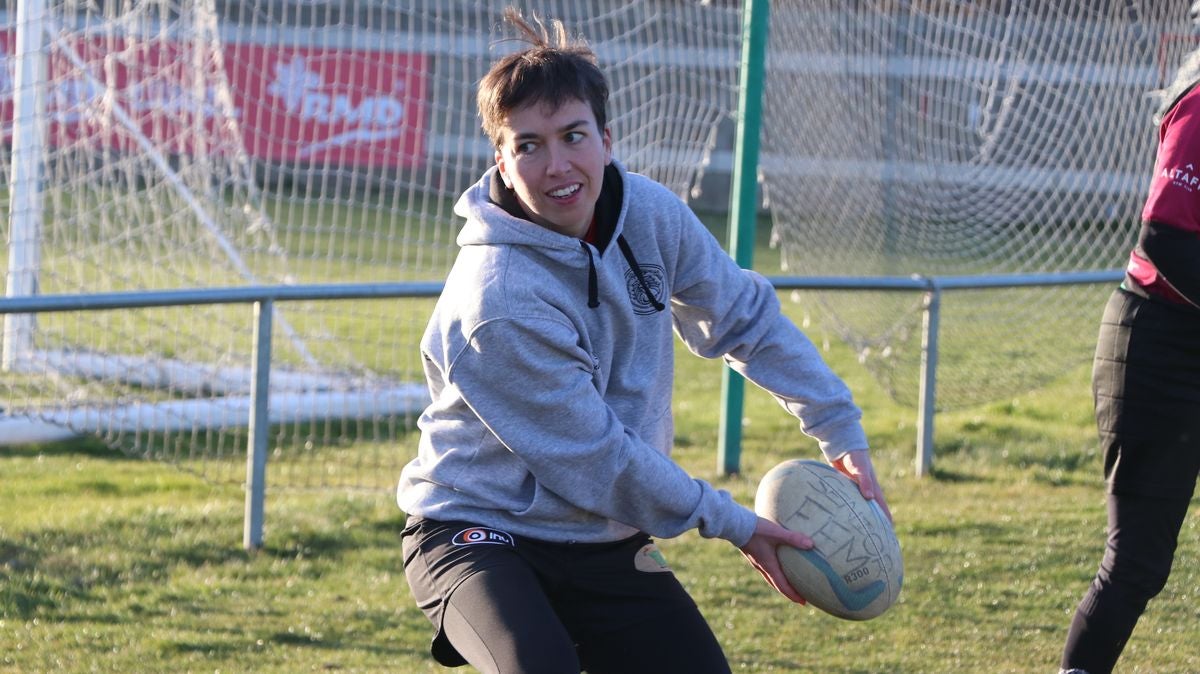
[495,149,512,189]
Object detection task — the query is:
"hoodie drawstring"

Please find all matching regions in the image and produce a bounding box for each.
[617,235,666,312]
[581,236,666,313]
[581,241,600,309]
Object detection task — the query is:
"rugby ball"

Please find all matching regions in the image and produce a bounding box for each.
[754,459,902,620]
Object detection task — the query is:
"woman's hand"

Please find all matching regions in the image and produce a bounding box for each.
[738,516,812,604]
[833,449,893,523]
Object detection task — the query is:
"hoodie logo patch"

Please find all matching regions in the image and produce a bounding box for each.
[624,263,666,315]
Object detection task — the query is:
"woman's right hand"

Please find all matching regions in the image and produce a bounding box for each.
[738,516,812,604]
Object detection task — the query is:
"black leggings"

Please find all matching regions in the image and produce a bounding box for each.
[1061,289,1200,673]
[402,517,732,674]
[1060,493,1190,674]
[441,562,731,673]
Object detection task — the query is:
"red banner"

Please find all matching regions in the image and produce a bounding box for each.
[227,43,427,167]
[0,31,428,168]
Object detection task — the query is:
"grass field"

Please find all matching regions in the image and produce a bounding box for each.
[1,210,1198,672]
[2,316,1199,673]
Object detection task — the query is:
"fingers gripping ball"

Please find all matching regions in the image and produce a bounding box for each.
[754,459,903,620]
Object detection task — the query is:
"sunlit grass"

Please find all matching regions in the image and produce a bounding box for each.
[2,190,1195,671]
[3,328,1198,672]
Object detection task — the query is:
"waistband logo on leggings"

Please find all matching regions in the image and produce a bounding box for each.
[635,543,672,573]
[451,527,516,547]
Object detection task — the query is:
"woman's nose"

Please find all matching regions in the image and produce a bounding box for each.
[545,144,570,175]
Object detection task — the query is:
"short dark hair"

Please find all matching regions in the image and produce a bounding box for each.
[478,7,609,148]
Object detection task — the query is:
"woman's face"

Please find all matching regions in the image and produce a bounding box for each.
[494,98,612,238]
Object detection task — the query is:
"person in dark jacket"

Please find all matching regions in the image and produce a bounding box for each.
[1058,41,1200,674]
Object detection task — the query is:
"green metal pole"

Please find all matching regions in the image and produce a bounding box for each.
[717,0,768,475]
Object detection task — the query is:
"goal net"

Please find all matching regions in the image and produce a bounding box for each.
[762,2,1197,409]
[0,0,742,488]
[2,0,1196,488]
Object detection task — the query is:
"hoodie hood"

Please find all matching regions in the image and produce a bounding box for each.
[454,162,625,253]
[453,161,660,312]
[453,168,583,252]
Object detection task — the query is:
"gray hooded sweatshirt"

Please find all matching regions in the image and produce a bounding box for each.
[397,161,867,548]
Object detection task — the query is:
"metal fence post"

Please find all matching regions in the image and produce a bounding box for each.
[915,284,940,477]
[244,299,273,550]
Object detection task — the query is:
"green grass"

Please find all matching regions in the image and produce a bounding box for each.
[1,199,1195,671]
[3,327,1199,673]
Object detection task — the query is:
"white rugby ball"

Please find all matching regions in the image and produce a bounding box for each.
[754,459,902,620]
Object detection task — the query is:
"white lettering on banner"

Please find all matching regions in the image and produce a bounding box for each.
[125,77,226,118]
[266,56,407,134]
[266,57,322,112]
[47,76,225,123]
[299,94,405,126]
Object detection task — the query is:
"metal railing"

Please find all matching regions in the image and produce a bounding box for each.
[765,269,1123,477]
[0,282,442,550]
[0,270,1122,548]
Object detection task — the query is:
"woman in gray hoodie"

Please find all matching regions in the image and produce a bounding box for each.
[398,8,890,673]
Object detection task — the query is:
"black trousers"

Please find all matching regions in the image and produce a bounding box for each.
[401,516,732,674]
[1061,289,1200,674]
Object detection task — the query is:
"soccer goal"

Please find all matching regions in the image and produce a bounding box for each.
[2,0,1196,491]
[0,0,745,489]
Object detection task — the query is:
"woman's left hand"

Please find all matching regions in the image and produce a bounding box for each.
[833,449,893,524]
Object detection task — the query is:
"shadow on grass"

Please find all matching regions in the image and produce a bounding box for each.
[0,436,135,461]
[0,502,399,621]
[1,414,419,466]
[1003,448,1096,474]
[263,529,357,559]
[928,466,990,484]
[0,541,64,616]
[0,515,251,619]
[904,520,1010,540]
[148,607,430,662]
